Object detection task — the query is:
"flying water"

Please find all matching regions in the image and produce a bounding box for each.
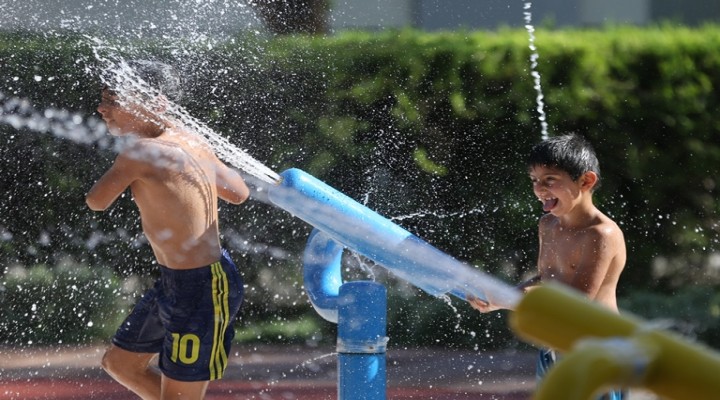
[2,71,281,222]
[0,92,111,149]
[523,2,549,140]
[90,38,281,185]
[0,41,281,187]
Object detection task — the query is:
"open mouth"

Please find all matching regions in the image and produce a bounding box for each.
[542,197,558,212]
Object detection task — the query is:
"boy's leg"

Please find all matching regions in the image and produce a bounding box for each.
[102,344,161,400]
[597,390,626,400]
[161,376,209,400]
[536,348,555,382]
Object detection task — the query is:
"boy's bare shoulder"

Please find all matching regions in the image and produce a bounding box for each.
[584,213,625,248]
[116,138,190,176]
[595,212,623,235]
[537,213,558,232]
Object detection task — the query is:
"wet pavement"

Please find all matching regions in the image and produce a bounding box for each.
[0,344,657,399]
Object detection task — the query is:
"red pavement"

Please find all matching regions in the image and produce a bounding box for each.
[1,378,531,399]
[0,378,529,400]
[0,344,535,400]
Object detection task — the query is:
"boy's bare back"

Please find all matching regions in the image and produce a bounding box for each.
[88,129,248,269]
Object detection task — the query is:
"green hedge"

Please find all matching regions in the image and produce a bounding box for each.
[260,26,720,291]
[1,25,720,348]
[0,261,127,345]
[620,285,720,346]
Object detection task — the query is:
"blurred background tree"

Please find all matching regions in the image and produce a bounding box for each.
[248,0,330,35]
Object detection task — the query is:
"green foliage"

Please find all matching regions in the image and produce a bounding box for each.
[1,25,720,348]
[620,285,720,348]
[0,260,126,345]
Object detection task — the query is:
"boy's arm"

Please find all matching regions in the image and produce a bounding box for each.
[467,294,504,313]
[214,159,250,205]
[516,274,542,293]
[86,154,137,211]
[467,274,539,313]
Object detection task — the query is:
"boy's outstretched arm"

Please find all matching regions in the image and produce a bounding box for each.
[467,294,504,313]
[467,274,539,313]
[86,154,137,211]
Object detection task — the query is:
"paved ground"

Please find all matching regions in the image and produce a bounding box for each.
[0,344,658,399]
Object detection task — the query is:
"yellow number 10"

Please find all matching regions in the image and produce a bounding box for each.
[170,333,200,364]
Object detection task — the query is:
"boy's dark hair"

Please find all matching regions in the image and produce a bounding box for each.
[527,133,601,189]
[127,60,183,102]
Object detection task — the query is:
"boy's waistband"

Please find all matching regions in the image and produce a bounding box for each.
[158,249,233,278]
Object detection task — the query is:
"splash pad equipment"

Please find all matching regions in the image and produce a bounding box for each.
[267,168,720,400]
[268,168,522,317]
[267,168,520,399]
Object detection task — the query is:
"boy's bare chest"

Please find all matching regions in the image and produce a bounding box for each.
[538,230,585,277]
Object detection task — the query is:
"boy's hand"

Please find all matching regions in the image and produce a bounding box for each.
[466,294,500,313]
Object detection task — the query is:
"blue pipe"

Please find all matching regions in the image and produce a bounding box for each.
[303,229,343,322]
[267,168,520,319]
[337,281,387,400]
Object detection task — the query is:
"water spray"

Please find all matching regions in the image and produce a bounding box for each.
[90,39,280,184]
[0,92,110,148]
[523,2,549,140]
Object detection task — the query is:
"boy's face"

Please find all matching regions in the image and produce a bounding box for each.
[97,87,159,136]
[528,164,584,216]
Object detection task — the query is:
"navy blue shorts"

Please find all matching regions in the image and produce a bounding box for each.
[112,249,243,382]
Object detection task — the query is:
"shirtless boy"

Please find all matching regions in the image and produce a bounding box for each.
[469,133,626,399]
[86,60,250,400]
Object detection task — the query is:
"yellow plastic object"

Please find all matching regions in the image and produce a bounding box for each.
[510,283,720,400]
[510,283,639,352]
[534,337,657,399]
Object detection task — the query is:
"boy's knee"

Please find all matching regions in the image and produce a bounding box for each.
[101,347,120,374]
[101,345,148,376]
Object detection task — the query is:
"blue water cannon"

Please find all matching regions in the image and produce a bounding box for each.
[268,168,520,320]
[267,168,520,400]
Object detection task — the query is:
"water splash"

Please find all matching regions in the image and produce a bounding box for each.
[390,206,488,223]
[89,38,281,184]
[523,2,549,140]
[0,92,111,149]
[0,36,281,186]
[4,0,264,43]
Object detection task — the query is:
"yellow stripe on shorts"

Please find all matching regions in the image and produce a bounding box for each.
[209,260,231,380]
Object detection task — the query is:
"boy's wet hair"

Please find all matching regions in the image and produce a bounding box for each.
[527,133,602,189]
[127,60,183,102]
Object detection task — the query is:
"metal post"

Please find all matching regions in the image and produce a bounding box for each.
[337,281,388,400]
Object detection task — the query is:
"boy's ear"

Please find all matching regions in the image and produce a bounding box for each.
[580,171,598,191]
